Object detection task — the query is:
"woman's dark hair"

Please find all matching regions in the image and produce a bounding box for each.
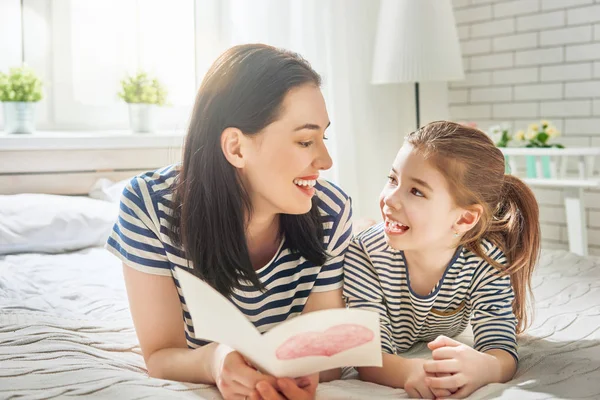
[169,44,327,297]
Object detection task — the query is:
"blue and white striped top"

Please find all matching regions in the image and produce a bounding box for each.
[343,223,518,361]
[106,165,353,348]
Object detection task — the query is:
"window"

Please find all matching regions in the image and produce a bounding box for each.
[2,0,197,130]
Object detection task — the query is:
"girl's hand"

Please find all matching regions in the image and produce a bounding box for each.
[403,358,452,399]
[211,345,277,400]
[255,373,319,400]
[424,336,500,398]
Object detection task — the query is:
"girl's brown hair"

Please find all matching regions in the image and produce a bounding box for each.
[406,121,541,333]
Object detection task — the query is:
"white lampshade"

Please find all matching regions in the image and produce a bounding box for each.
[372,0,465,84]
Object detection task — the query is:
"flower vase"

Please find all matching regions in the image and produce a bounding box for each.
[128,103,158,133]
[3,101,36,134]
[526,155,551,178]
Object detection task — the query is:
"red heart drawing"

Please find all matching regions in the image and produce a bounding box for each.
[275,323,374,360]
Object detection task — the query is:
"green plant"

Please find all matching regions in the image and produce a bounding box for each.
[488,124,512,147]
[515,120,564,148]
[118,71,168,106]
[0,66,43,102]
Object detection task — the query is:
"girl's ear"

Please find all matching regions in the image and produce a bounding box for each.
[221,127,246,168]
[454,204,483,234]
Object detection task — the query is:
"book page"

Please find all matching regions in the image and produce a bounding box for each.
[261,308,382,377]
[175,268,265,366]
[175,267,382,377]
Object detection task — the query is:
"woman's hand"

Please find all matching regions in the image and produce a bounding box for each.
[424,336,501,398]
[211,345,277,400]
[255,372,319,400]
[402,358,453,399]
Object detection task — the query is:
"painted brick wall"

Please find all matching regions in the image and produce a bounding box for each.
[450,0,600,255]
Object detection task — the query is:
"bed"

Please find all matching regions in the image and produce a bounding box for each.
[2,245,599,399]
[1,136,600,399]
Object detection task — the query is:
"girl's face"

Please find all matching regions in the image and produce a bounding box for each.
[380,143,465,251]
[240,84,332,216]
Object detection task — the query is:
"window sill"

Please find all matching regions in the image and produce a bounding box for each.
[0,130,186,150]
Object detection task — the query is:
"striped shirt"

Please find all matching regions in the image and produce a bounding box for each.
[343,223,518,361]
[106,165,353,348]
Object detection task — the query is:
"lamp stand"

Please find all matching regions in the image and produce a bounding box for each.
[414,82,420,131]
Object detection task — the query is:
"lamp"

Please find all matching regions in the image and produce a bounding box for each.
[371,0,464,130]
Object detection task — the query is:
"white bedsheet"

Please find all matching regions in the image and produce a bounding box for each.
[1,248,599,399]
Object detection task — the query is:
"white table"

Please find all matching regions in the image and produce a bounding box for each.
[501,147,600,256]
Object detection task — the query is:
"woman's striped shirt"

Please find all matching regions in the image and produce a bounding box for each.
[343,223,518,361]
[106,165,353,348]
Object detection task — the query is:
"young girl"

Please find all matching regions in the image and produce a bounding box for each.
[343,121,540,399]
[106,44,352,400]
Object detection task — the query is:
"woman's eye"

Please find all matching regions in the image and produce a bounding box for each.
[299,141,313,148]
[411,188,424,197]
[323,135,329,141]
[387,175,397,185]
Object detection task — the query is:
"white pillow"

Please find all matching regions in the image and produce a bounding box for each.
[88,178,129,203]
[0,194,119,255]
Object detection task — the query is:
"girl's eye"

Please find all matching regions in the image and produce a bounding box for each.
[323,135,329,141]
[299,141,313,148]
[411,188,424,197]
[387,175,397,185]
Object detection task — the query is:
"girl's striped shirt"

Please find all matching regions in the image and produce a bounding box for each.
[106,165,353,348]
[343,223,518,361]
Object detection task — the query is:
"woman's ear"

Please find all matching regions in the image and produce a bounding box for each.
[221,127,245,168]
[454,204,483,234]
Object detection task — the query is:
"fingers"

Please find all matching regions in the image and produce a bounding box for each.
[406,383,435,399]
[277,378,313,399]
[248,391,263,400]
[431,346,458,361]
[427,335,461,350]
[416,384,435,399]
[431,387,453,398]
[256,381,285,400]
[426,373,466,390]
[425,372,455,398]
[447,385,475,399]
[423,359,460,374]
[227,379,255,397]
[294,376,312,389]
[233,364,277,389]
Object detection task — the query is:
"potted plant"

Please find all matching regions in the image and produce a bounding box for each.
[514,120,563,178]
[488,123,512,173]
[118,71,168,133]
[0,66,43,134]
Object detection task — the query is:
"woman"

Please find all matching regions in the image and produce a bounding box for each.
[106,44,353,400]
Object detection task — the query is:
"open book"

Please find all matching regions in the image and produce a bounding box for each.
[176,268,383,378]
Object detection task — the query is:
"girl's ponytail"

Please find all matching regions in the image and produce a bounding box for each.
[489,174,541,333]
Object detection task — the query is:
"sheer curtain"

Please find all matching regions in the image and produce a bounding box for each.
[7,0,443,219]
[195,0,412,218]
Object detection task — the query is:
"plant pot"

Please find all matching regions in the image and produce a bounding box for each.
[128,103,158,133]
[526,155,551,178]
[3,101,37,134]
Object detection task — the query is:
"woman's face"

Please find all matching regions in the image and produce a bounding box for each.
[379,143,463,251]
[240,84,332,216]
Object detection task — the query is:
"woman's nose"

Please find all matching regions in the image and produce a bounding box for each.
[314,142,333,171]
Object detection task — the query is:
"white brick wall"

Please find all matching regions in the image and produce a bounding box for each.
[450,0,600,254]
[515,47,563,66]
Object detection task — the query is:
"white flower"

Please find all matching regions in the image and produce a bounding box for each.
[513,130,525,141]
[526,130,537,141]
[488,125,502,135]
[547,127,560,138]
[528,123,539,132]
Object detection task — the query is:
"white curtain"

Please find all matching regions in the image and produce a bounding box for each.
[195,0,414,218]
